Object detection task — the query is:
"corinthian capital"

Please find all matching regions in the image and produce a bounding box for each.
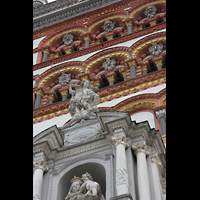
[151,152,161,166]
[33,157,49,173]
[111,133,129,149]
[131,141,149,155]
[155,109,166,120]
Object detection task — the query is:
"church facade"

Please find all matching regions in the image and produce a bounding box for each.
[33,0,166,199]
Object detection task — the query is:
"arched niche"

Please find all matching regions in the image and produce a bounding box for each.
[57,162,106,200]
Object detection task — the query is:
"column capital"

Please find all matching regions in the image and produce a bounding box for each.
[60,90,69,97]
[34,89,44,98]
[111,133,129,149]
[154,60,163,68]
[33,157,49,173]
[151,152,161,166]
[131,141,149,156]
[106,75,115,83]
[81,75,89,81]
[141,65,148,72]
[93,79,101,87]
[155,108,166,120]
[121,71,127,78]
[42,49,50,55]
[48,94,56,101]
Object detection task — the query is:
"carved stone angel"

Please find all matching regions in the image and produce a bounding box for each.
[63,33,74,46]
[101,20,116,32]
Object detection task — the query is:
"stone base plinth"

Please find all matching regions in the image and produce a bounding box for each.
[110,193,133,200]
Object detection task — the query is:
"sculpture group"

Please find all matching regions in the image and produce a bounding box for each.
[65,172,105,200]
[65,80,100,127]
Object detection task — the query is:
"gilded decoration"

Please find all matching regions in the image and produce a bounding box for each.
[120,100,157,112]
[161,96,166,105]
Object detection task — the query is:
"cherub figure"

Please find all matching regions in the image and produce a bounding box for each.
[79,172,101,198]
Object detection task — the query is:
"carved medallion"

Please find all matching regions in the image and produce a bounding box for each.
[58,72,71,85]
[101,20,116,32]
[102,57,116,71]
[148,42,164,56]
[143,5,157,18]
[63,33,74,46]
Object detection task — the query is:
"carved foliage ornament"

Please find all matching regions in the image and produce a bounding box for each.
[143,5,157,18]
[148,42,164,56]
[102,57,116,71]
[101,20,116,32]
[58,72,71,85]
[63,33,74,46]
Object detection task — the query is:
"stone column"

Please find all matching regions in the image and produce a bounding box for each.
[60,90,69,101]
[107,76,115,86]
[122,71,127,81]
[111,133,129,196]
[141,65,148,75]
[128,60,137,78]
[125,21,133,34]
[33,156,49,200]
[155,109,166,136]
[154,60,163,70]
[132,141,151,200]
[83,36,90,48]
[151,152,162,200]
[34,90,44,108]
[48,94,55,104]
[42,49,49,62]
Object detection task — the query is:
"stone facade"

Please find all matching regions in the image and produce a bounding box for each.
[33,0,166,199]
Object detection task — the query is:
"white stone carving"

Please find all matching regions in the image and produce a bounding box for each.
[132,141,149,156]
[102,57,116,71]
[33,194,40,200]
[65,172,105,200]
[64,124,103,146]
[155,109,166,120]
[33,157,49,172]
[63,33,74,46]
[143,5,157,18]
[111,133,129,148]
[116,168,128,187]
[66,80,100,127]
[58,72,71,85]
[101,20,116,32]
[148,42,164,56]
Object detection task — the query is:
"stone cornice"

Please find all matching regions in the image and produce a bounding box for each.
[33,22,166,71]
[33,0,121,30]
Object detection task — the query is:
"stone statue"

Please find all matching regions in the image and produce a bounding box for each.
[80,172,102,198]
[65,173,105,200]
[143,5,157,18]
[65,176,86,200]
[148,42,163,56]
[58,72,71,85]
[102,57,116,71]
[63,33,74,46]
[67,80,100,127]
[101,20,116,32]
